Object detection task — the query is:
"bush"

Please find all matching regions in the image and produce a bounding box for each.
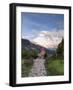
[22,49,32,59]
[31,49,38,59]
[22,48,39,59]
[45,59,64,75]
[21,59,33,77]
[21,48,39,77]
[57,38,64,57]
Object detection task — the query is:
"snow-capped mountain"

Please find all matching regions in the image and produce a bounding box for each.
[32,30,63,48]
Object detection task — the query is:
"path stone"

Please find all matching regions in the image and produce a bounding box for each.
[29,58,47,77]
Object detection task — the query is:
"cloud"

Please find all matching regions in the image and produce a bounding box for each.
[32,29,64,48]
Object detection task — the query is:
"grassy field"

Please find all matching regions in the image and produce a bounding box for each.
[45,57,64,76]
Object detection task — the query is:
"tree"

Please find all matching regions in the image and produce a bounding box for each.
[31,49,38,59]
[57,38,64,57]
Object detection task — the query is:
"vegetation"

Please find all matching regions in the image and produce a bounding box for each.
[45,57,64,75]
[22,59,33,77]
[57,38,64,58]
[21,48,39,77]
[22,48,38,59]
[31,49,39,59]
[21,38,64,77]
[45,38,64,76]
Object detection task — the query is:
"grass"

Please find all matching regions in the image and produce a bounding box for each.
[21,59,33,77]
[45,58,64,76]
[21,48,38,77]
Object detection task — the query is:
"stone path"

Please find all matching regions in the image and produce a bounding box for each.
[29,58,47,77]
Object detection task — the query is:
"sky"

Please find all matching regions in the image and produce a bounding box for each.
[21,12,64,48]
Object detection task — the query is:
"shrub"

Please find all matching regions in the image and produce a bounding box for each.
[31,49,38,59]
[45,59,64,75]
[57,38,64,57]
[21,59,33,77]
[22,49,32,59]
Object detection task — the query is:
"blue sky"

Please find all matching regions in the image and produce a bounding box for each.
[21,12,64,39]
[21,12,64,48]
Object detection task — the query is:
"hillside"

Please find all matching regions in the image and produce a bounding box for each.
[22,39,56,54]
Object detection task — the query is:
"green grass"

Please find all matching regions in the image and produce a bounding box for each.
[45,58,64,76]
[21,59,33,77]
[21,48,39,77]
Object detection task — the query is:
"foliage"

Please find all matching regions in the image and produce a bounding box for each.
[57,38,64,57]
[45,39,64,76]
[21,48,39,77]
[22,49,32,59]
[31,49,38,59]
[22,48,38,59]
[21,59,33,77]
[45,58,64,75]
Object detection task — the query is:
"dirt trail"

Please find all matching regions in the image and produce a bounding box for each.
[29,58,47,77]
